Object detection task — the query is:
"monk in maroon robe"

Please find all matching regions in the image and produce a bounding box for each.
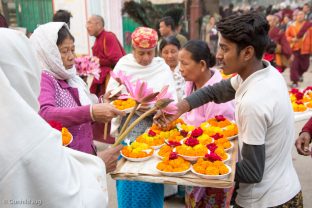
[267,15,292,72]
[86,15,126,144]
[86,15,125,97]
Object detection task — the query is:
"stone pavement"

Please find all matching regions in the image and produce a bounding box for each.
[103,66,312,208]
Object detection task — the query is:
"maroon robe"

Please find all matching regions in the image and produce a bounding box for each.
[90,29,126,96]
[269,27,292,58]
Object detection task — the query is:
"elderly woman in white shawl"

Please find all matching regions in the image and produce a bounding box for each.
[106,27,178,208]
[0,28,122,208]
[29,22,124,155]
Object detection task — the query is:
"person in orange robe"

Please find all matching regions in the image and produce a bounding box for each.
[286,10,312,87]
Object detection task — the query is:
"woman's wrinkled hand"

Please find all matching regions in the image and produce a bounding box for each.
[98,144,123,173]
[295,132,312,156]
[92,103,126,123]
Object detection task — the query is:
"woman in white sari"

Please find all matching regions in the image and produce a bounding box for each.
[0,28,121,208]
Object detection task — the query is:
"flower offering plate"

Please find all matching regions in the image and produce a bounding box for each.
[120,151,153,162]
[227,134,238,140]
[156,166,191,177]
[191,165,232,180]
[151,143,165,150]
[224,141,234,151]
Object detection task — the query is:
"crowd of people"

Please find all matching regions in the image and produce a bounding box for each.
[0,3,312,208]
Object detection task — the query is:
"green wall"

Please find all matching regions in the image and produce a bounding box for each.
[15,0,53,33]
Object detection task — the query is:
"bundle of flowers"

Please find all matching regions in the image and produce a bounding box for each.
[213,147,228,161]
[176,137,207,156]
[211,133,232,149]
[158,145,174,158]
[206,115,232,128]
[112,98,136,110]
[292,100,307,112]
[150,118,185,132]
[222,124,238,138]
[135,129,165,147]
[74,56,100,80]
[193,157,229,175]
[156,152,190,172]
[148,118,193,142]
[121,141,153,158]
[200,124,223,136]
[190,127,213,145]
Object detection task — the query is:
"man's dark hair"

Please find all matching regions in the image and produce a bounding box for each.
[160,16,175,31]
[217,12,269,60]
[183,40,216,68]
[159,35,181,53]
[53,10,72,28]
[56,26,74,46]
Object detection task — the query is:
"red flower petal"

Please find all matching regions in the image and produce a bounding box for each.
[168,140,181,147]
[48,121,62,131]
[185,137,199,147]
[206,143,218,152]
[148,130,157,137]
[211,133,224,140]
[180,130,188,137]
[169,152,178,160]
[215,115,226,122]
[191,127,203,137]
[204,152,222,162]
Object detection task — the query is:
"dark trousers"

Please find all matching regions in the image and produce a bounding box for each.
[290,50,310,83]
[233,191,303,208]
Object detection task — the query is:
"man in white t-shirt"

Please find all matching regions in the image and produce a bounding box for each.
[154,12,302,208]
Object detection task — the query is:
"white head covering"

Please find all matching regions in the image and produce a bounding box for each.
[29,22,94,105]
[0,28,107,207]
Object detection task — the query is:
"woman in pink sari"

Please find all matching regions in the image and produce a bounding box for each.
[179,40,235,208]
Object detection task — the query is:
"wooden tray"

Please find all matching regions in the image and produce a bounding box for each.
[111,139,238,188]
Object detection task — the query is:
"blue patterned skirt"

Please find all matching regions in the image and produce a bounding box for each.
[117,115,164,208]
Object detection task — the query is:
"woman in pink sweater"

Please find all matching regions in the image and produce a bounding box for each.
[30,22,123,155]
[179,40,235,208]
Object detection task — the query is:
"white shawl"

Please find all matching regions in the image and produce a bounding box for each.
[0,28,108,208]
[29,22,94,105]
[107,54,178,100]
[107,54,178,136]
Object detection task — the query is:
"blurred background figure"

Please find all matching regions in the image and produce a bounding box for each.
[86,15,125,97]
[303,3,312,21]
[286,10,312,88]
[204,15,218,55]
[158,16,187,51]
[159,35,185,102]
[53,9,72,28]
[0,13,8,28]
[266,14,292,72]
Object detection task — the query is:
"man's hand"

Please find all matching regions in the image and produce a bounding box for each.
[295,132,311,156]
[98,144,123,173]
[153,99,190,128]
[92,103,126,123]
